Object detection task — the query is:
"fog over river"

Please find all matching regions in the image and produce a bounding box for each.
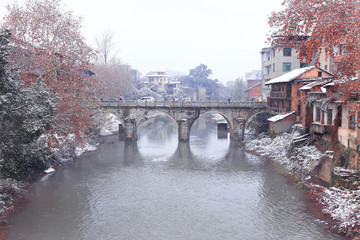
[7,115,343,240]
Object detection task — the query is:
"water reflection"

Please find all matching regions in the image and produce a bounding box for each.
[123,141,143,167]
[137,115,178,162]
[6,115,344,240]
[136,114,231,168]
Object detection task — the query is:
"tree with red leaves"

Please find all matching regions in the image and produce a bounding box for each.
[1,0,98,145]
[268,0,360,104]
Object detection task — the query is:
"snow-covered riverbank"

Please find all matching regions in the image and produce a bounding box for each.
[0,112,121,239]
[245,129,360,239]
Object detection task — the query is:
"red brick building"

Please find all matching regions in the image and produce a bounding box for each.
[265,66,333,121]
[245,80,262,101]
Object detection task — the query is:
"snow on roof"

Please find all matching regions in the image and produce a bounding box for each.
[323,82,335,88]
[265,66,315,85]
[267,111,296,122]
[300,78,333,90]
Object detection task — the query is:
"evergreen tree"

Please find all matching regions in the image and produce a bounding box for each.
[0,31,56,181]
[180,64,221,100]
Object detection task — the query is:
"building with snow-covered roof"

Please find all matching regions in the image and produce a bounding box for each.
[268,111,296,134]
[145,71,180,97]
[266,66,334,132]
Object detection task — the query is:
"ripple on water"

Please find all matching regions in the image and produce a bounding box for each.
[6,118,344,240]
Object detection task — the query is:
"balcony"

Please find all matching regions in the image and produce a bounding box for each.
[270,91,291,99]
[311,122,335,134]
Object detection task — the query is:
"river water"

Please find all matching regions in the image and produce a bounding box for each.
[7,116,343,240]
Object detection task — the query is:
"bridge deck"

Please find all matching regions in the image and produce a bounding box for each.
[100,100,266,109]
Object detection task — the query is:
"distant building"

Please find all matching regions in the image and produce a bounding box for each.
[318,43,348,73]
[146,71,180,97]
[260,37,312,101]
[245,70,262,101]
[123,64,140,82]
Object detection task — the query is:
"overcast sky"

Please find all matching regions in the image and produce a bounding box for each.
[1,0,284,83]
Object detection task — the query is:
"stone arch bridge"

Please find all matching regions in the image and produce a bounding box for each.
[100,101,267,142]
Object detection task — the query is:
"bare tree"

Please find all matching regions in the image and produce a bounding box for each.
[93,61,133,99]
[95,29,118,65]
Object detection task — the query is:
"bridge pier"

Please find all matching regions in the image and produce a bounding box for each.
[177,119,191,142]
[124,119,138,141]
[230,118,246,141]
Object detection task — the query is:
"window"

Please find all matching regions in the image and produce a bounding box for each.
[327,108,333,125]
[264,66,271,75]
[297,105,301,116]
[300,63,308,68]
[263,52,271,61]
[273,63,275,72]
[349,114,355,130]
[283,62,291,72]
[316,107,321,122]
[342,46,347,55]
[318,72,322,77]
[325,65,328,71]
[339,107,342,127]
[297,89,300,97]
[283,48,292,56]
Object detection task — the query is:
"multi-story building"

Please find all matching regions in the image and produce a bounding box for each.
[318,44,348,73]
[123,64,140,82]
[261,38,312,100]
[265,66,333,127]
[146,71,180,97]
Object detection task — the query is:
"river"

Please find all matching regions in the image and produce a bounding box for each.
[7,115,343,240]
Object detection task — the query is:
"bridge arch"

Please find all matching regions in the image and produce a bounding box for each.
[101,100,267,142]
[136,111,178,141]
[245,111,269,136]
[192,111,233,138]
[136,111,178,130]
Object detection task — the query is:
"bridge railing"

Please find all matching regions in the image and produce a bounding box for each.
[100,100,267,108]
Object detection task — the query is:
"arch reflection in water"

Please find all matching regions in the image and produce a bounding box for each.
[137,115,178,162]
[189,114,230,165]
[136,114,232,166]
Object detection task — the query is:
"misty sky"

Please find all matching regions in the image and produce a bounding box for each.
[1,0,284,82]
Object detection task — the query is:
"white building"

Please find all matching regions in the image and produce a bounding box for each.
[146,71,180,96]
[261,38,313,101]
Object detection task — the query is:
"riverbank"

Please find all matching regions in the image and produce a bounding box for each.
[0,137,99,239]
[244,128,360,239]
[0,112,121,239]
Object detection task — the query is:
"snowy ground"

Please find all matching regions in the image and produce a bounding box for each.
[245,129,325,176]
[46,113,120,170]
[320,187,360,233]
[95,112,121,136]
[244,129,360,237]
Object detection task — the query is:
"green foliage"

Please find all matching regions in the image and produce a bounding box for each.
[180,64,221,100]
[189,64,212,79]
[247,112,269,136]
[0,31,56,182]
